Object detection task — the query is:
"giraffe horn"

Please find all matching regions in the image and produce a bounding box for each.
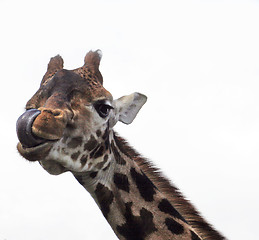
[83,50,103,84]
[41,55,64,85]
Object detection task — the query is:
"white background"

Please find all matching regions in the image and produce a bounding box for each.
[1,0,259,239]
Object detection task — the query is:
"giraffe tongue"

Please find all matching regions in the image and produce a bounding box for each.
[16,109,48,148]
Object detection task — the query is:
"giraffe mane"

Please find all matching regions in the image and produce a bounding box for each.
[113,132,226,240]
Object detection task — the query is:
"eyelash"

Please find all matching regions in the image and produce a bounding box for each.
[94,102,113,118]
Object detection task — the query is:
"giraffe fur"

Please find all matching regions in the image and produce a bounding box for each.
[16,50,226,240]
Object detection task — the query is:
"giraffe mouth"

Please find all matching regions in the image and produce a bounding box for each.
[17,109,48,148]
[17,141,54,161]
[16,109,57,161]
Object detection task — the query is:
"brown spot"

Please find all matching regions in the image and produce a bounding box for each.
[165,218,184,235]
[67,137,83,148]
[71,151,80,161]
[104,154,108,161]
[116,202,157,240]
[93,145,105,159]
[96,129,102,137]
[103,128,110,150]
[94,183,114,219]
[113,173,130,192]
[80,155,88,166]
[90,171,98,179]
[130,168,156,202]
[158,199,187,223]
[84,135,98,151]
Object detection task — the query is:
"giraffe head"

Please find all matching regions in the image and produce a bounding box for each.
[17,50,147,174]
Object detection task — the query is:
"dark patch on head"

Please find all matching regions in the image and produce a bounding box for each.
[96,129,102,137]
[90,171,98,179]
[191,231,202,240]
[84,135,98,151]
[117,202,157,240]
[94,183,114,219]
[103,162,111,171]
[111,141,126,165]
[158,199,187,223]
[114,173,130,193]
[130,168,156,202]
[71,151,80,161]
[67,137,83,148]
[165,218,184,235]
[80,155,88,166]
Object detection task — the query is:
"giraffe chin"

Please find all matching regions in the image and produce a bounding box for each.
[17,141,55,162]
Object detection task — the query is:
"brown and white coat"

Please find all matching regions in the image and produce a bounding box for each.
[16,50,226,240]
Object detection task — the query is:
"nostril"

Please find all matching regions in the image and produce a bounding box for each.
[53,110,62,117]
[42,109,62,117]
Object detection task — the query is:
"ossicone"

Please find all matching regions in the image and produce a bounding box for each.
[47,55,64,73]
[84,50,103,84]
[41,55,64,85]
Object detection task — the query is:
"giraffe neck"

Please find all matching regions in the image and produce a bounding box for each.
[73,132,203,240]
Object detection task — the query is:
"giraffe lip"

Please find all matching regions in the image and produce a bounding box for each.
[17,141,55,161]
[16,109,49,148]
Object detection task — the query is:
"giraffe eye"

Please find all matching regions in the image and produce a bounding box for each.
[94,103,113,118]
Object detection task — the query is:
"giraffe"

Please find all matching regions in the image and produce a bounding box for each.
[16,50,226,240]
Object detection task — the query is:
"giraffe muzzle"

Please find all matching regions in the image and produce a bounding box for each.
[16,109,48,148]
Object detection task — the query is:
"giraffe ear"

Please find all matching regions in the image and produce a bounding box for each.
[113,92,147,125]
